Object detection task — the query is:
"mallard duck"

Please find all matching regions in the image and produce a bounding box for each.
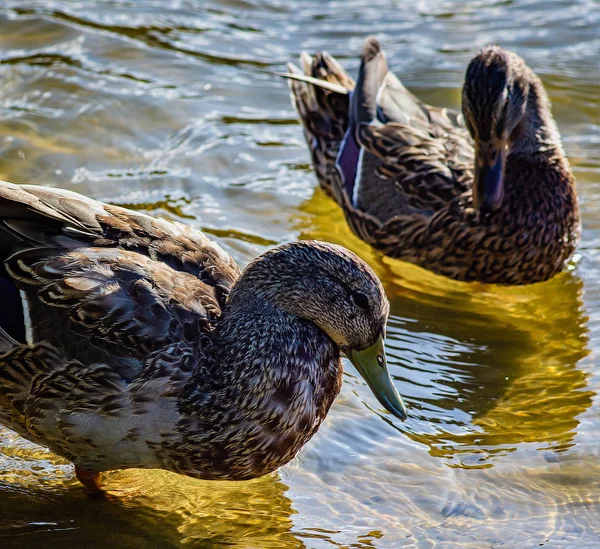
[286,38,580,284]
[0,180,406,495]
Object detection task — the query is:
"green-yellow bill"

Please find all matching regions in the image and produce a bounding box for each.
[348,335,408,421]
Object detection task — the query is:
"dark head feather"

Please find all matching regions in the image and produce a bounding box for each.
[229,240,389,352]
[462,45,530,143]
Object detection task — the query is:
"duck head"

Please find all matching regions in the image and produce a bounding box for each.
[462,46,532,213]
[240,241,407,421]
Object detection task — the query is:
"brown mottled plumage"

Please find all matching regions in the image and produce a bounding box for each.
[287,38,580,284]
[0,180,406,494]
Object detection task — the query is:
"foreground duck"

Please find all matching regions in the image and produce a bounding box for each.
[287,38,580,284]
[0,180,406,495]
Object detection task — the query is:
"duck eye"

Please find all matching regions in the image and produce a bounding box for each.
[351,292,369,310]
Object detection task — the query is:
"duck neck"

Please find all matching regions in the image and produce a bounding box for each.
[178,294,342,480]
[508,76,564,159]
[215,294,340,390]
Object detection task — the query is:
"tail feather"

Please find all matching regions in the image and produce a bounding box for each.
[287,52,354,197]
[281,71,349,95]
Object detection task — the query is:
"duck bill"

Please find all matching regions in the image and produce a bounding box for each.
[348,335,407,421]
[473,144,506,212]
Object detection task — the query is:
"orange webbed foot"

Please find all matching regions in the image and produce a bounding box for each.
[75,466,105,498]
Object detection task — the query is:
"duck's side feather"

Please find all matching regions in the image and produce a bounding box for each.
[0,339,193,471]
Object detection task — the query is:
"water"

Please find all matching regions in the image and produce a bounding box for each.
[0,1,598,547]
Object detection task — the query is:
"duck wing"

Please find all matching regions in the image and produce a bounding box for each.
[349,38,474,213]
[0,181,240,377]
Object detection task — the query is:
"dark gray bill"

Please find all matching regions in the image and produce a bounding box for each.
[473,145,506,212]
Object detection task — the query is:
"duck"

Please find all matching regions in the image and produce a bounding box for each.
[286,37,580,284]
[0,180,407,495]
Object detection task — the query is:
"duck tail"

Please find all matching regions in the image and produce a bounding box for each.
[286,51,354,196]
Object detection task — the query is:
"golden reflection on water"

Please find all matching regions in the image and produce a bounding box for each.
[0,0,599,548]
[297,190,596,468]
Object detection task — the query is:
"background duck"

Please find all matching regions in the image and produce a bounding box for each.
[0,180,406,495]
[287,37,580,284]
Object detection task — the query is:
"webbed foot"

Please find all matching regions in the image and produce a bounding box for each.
[75,467,105,498]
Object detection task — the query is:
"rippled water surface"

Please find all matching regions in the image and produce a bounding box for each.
[0,1,599,547]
